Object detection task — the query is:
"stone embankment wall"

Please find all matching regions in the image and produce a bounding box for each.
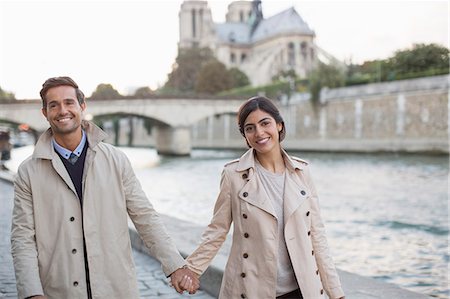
[192,75,449,154]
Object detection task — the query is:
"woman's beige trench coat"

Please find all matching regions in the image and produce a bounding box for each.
[187,149,344,299]
[11,121,185,299]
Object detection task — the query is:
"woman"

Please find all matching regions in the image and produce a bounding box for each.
[187,96,345,299]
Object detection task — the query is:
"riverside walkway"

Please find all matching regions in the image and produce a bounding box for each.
[0,177,213,299]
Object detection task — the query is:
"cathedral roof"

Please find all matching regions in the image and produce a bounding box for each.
[251,7,315,42]
[215,6,314,45]
[216,22,251,44]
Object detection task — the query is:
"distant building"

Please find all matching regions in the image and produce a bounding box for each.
[179,0,317,86]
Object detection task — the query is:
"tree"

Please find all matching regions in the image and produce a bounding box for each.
[389,43,449,75]
[90,84,122,100]
[308,61,346,104]
[134,86,153,98]
[0,86,16,102]
[164,47,215,92]
[228,67,250,88]
[195,60,233,94]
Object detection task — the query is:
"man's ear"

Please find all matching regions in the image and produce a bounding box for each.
[41,107,48,119]
[81,102,87,111]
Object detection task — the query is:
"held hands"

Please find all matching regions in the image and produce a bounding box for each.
[169,266,200,294]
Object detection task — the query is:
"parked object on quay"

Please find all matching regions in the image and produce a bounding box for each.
[0,127,12,169]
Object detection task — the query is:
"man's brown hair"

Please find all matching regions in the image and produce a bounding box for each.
[40,76,85,108]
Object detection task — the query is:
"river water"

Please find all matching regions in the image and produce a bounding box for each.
[5,146,449,298]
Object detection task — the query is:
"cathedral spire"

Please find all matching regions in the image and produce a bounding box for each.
[249,0,263,34]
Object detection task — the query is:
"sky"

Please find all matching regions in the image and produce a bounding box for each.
[0,0,448,99]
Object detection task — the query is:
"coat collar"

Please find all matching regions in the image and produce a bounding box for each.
[236,147,307,174]
[33,120,108,160]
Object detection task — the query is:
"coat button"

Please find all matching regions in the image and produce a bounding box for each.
[316,269,319,275]
[308,231,311,236]
[244,233,249,238]
[243,192,248,197]
[70,217,75,222]
[301,190,306,195]
[242,213,248,219]
[243,253,248,258]
[320,289,324,295]
[241,294,246,298]
[241,272,246,278]
[312,250,314,255]
[72,249,77,254]
[306,211,310,216]
[73,281,78,286]
[242,173,248,179]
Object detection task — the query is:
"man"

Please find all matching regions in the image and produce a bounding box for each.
[11,76,198,298]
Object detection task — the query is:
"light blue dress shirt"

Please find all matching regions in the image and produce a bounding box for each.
[52,130,87,160]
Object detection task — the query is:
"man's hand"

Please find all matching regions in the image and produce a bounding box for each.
[169,267,199,294]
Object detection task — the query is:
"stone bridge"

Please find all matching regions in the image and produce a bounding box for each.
[0,98,245,155]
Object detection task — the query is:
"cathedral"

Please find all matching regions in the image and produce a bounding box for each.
[178,0,317,87]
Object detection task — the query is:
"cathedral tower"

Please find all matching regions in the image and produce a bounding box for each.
[178,1,215,49]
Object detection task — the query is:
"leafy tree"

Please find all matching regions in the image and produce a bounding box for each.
[0,86,16,102]
[134,86,153,98]
[389,43,449,75]
[228,67,250,88]
[195,60,233,94]
[164,47,215,92]
[90,84,122,100]
[308,61,346,104]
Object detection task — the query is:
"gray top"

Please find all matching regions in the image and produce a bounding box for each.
[255,160,298,296]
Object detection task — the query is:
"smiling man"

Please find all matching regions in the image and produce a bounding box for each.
[10,76,198,299]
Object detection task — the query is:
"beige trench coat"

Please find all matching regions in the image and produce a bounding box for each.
[187,149,344,299]
[11,121,185,299]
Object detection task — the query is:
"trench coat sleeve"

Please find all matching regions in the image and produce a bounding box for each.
[121,153,185,276]
[186,168,232,276]
[11,165,45,298]
[304,166,345,299]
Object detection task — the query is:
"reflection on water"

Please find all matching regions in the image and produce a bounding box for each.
[134,149,448,299]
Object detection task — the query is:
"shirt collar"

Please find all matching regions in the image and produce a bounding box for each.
[52,130,86,159]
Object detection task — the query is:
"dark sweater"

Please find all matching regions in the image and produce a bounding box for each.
[57,141,88,201]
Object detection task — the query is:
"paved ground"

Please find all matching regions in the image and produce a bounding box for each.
[0,179,214,299]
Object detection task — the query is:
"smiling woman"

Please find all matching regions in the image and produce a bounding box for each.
[185,96,345,299]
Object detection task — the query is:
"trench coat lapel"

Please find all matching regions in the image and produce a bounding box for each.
[51,151,77,195]
[33,127,77,196]
[236,149,276,217]
[282,149,309,224]
[283,170,309,224]
[239,172,277,217]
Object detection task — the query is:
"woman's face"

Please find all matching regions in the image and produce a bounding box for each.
[243,109,282,155]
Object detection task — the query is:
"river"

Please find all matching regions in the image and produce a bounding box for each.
[4,146,449,298]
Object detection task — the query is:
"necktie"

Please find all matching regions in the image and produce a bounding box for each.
[68,153,78,165]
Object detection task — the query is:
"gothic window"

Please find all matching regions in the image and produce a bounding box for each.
[231,53,236,63]
[240,11,244,22]
[241,53,247,63]
[191,9,196,38]
[288,42,295,67]
[301,42,308,60]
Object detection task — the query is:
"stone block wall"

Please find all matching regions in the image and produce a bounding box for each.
[191,75,449,153]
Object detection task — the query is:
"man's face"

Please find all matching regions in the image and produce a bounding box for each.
[41,85,86,137]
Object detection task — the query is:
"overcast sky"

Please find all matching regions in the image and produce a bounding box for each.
[0,0,448,99]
